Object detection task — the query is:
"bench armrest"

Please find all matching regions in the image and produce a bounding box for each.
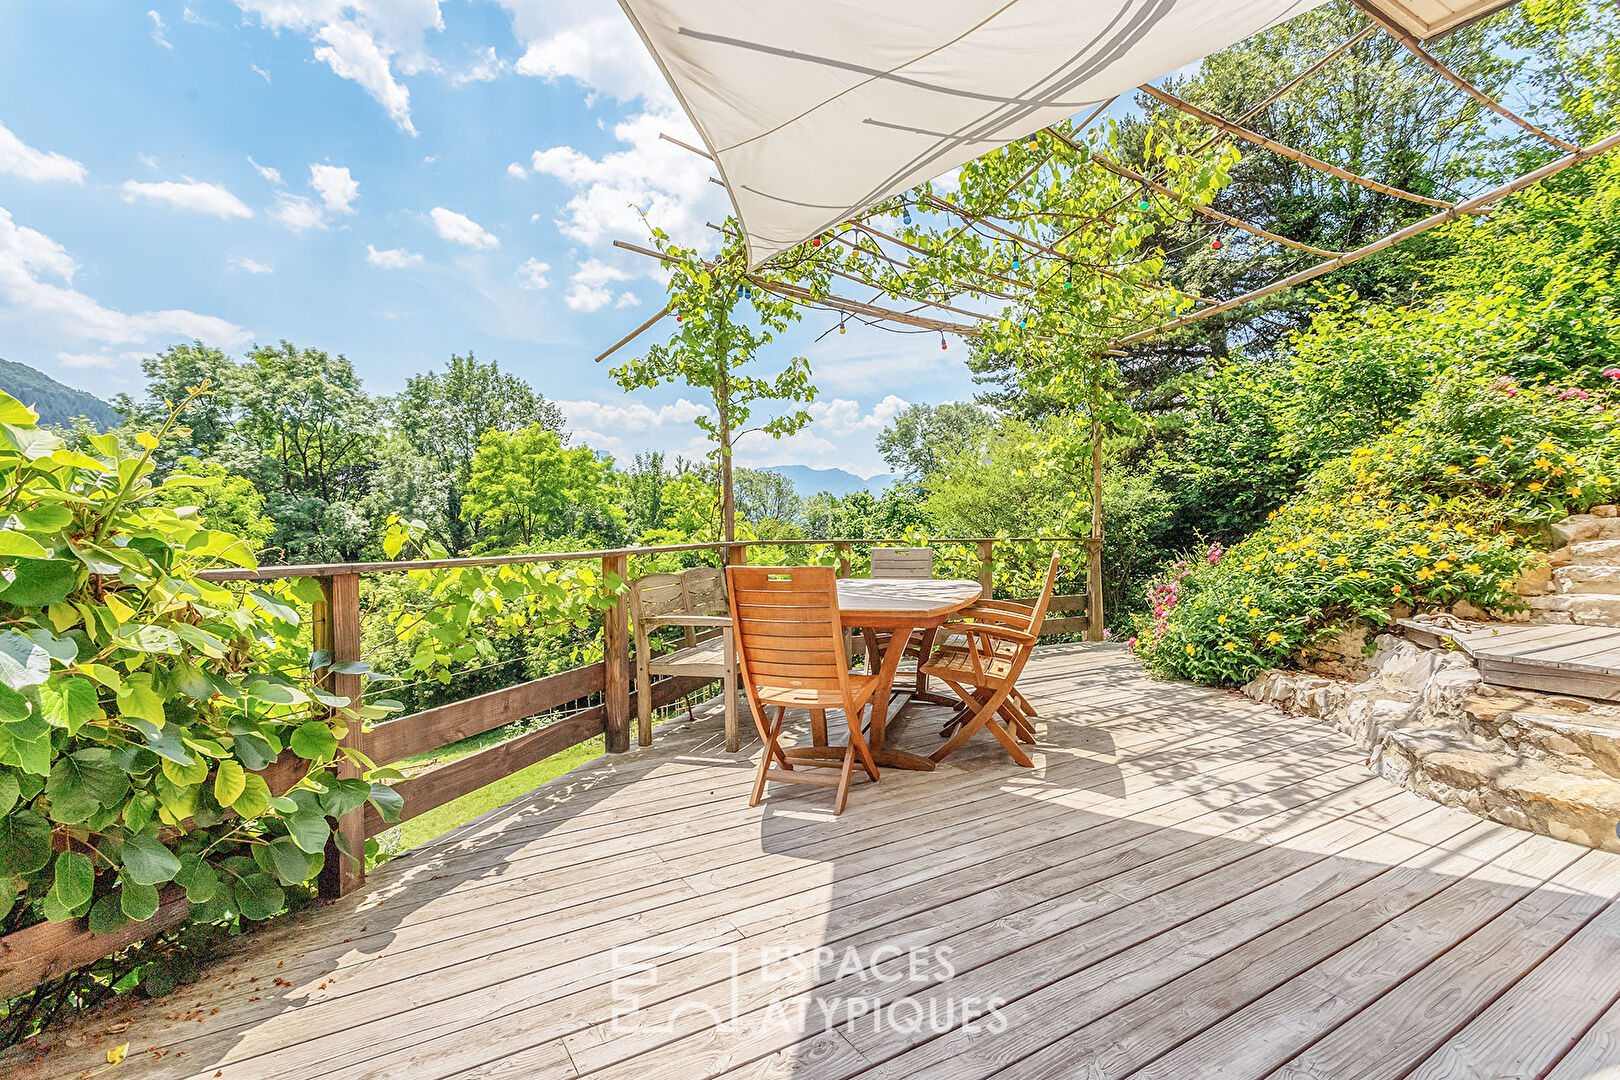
[936,621,1036,645]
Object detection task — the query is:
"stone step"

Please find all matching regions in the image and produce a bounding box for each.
[1553,565,1620,595]
[1524,592,1620,625]
[1375,730,1620,852]
[1567,538,1620,566]
[1552,510,1620,547]
[1463,693,1620,778]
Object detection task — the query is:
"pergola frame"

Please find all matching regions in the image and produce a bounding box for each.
[598,7,1619,640]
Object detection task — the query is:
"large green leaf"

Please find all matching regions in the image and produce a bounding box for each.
[0,713,52,775]
[0,559,78,605]
[233,772,272,820]
[289,721,338,762]
[284,810,330,855]
[232,872,285,920]
[0,809,51,877]
[120,833,181,886]
[0,532,50,558]
[0,629,52,690]
[120,880,160,922]
[320,777,371,818]
[0,772,19,815]
[38,675,102,734]
[367,782,404,824]
[213,758,246,809]
[262,835,321,884]
[160,755,208,787]
[174,854,219,904]
[0,392,37,425]
[46,748,129,825]
[51,850,94,911]
[117,674,167,727]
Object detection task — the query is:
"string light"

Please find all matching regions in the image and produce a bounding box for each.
[940,333,947,351]
[838,315,846,335]
[901,201,912,225]
[1138,189,1152,211]
[1012,257,1021,270]
[1210,238,1222,250]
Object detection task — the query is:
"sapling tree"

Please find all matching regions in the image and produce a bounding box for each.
[609,220,831,544]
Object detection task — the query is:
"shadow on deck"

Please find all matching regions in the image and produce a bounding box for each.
[10,644,1620,1080]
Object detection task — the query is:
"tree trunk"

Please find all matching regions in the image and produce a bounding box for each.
[1087,354,1105,643]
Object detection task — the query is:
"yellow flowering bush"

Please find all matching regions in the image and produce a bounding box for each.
[1134,367,1620,685]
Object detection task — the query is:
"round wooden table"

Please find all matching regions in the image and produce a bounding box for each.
[835,577,982,771]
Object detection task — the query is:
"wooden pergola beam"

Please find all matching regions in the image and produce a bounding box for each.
[1111,128,1620,348]
[1350,0,1579,152]
[594,303,672,364]
[1140,83,1453,208]
[1042,128,1342,258]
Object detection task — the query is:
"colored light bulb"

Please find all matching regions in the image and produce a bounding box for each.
[1211,238,1221,250]
[1138,198,1152,211]
[902,210,912,224]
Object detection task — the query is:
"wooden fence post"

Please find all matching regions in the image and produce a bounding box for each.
[315,573,366,899]
[602,553,631,754]
[1086,538,1105,642]
[977,540,995,599]
[727,542,749,568]
[835,542,852,578]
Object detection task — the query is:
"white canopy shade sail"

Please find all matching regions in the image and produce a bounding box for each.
[617,0,1333,268]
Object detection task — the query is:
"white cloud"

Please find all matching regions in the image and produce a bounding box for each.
[309,163,358,214]
[494,0,671,105]
[120,178,254,219]
[451,45,507,86]
[556,398,711,449]
[615,292,641,308]
[0,206,249,348]
[228,256,274,274]
[313,21,417,135]
[137,152,159,171]
[366,243,423,268]
[506,161,527,180]
[564,258,632,312]
[271,192,326,232]
[516,257,550,289]
[247,156,282,185]
[430,206,498,249]
[251,63,272,83]
[0,121,86,183]
[233,1,444,135]
[148,10,173,49]
[808,395,909,435]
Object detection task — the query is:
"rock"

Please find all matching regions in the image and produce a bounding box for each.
[1423,664,1484,729]
[1596,504,1620,518]
[1315,625,1370,661]
[1552,515,1604,547]
[1553,565,1620,594]
[1375,730,1620,852]
[1515,561,1553,597]
[1569,538,1620,566]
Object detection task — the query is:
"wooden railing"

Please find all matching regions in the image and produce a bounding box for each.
[0,536,1093,1000]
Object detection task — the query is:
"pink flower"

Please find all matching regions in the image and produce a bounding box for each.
[1102,629,1112,640]
[1604,368,1620,380]
[1559,388,1591,400]
[1126,636,1138,649]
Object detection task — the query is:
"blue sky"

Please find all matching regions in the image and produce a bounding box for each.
[0,0,981,476]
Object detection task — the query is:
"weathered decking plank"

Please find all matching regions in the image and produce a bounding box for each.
[7,644,1619,1080]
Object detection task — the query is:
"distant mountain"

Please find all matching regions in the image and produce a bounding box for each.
[764,465,903,498]
[0,359,121,429]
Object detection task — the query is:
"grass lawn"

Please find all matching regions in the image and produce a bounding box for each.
[392,734,607,851]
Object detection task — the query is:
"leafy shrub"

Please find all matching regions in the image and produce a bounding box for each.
[1134,367,1620,684]
[0,392,400,945]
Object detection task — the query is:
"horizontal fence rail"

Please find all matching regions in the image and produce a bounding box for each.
[2,536,1095,1001]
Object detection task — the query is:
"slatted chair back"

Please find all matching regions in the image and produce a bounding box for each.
[627,566,740,751]
[869,546,934,579]
[728,565,853,699]
[1025,554,1063,634]
[726,564,881,814]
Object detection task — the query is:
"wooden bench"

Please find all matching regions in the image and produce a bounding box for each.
[628,567,740,751]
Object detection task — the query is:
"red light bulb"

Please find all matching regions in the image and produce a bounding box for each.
[1210,238,1221,250]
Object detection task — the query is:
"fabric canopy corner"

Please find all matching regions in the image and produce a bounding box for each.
[617,0,1332,269]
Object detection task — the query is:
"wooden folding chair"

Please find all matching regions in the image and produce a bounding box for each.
[920,553,1061,768]
[860,546,935,679]
[727,565,882,814]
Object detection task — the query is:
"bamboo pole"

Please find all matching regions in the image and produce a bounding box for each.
[1349,0,1578,152]
[593,303,672,364]
[1112,128,1620,348]
[1140,84,1452,208]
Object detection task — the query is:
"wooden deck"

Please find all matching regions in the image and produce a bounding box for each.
[1399,616,1620,700]
[12,643,1620,1080]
